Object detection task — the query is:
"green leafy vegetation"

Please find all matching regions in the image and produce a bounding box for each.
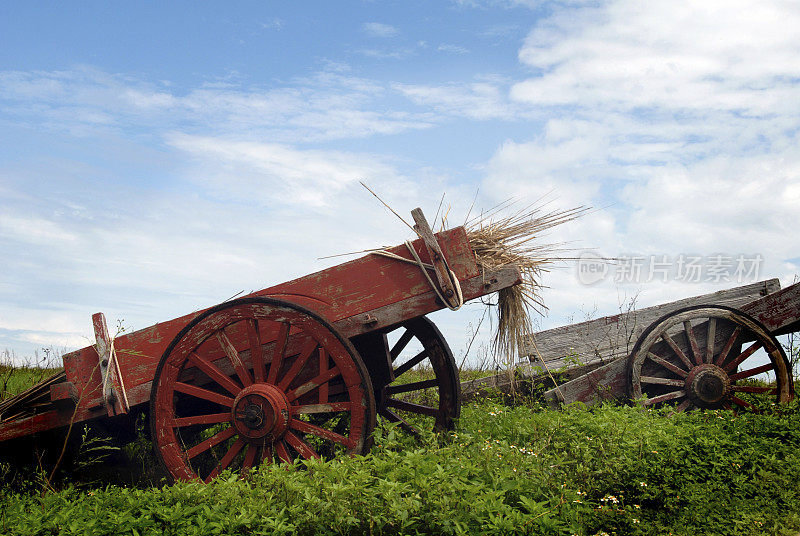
[1,392,799,535]
[2,349,800,535]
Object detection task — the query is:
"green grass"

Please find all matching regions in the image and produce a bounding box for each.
[0,348,65,402]
[1,357,799,535]
[2,394,800,535]
[0,364,63,402]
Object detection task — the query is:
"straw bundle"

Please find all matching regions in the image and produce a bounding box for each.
[466,203,587,362]
[357,180,586,363]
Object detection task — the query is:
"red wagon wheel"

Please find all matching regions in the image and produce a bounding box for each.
[378,316,461,434]
[150,297,375,482]
[630,305,793,412]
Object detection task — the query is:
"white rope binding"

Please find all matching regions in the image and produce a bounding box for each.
[101,337,130,414]
[373,241,464,311]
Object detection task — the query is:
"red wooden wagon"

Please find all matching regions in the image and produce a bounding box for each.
[0,209,521,482]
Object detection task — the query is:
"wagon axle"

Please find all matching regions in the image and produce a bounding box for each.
[686,364,730,406]
[232,385,290,440]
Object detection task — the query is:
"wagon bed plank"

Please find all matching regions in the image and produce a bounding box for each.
[740,280,800,336]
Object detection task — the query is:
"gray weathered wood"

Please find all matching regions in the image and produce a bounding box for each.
[541,279,799,407]
[543,358,628,407]
[460,361,603,401]
[522,279,780,371]
[740,280,800,336]
[464,280,786,405]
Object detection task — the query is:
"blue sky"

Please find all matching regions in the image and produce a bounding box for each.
[1,1,799,363]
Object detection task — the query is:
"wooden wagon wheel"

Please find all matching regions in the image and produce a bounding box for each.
[377,316,461,435]
[150,297,375,482]
[630,305,793,412]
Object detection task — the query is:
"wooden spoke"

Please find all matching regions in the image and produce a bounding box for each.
[392,350,428,378]
[174,382,235,407]
[275,441,293,464]
[714,326,742,367]
[216,330,252,387]
[205,438,246,482]
[379,407,420,438]
[290,419,354,447]
[260,443,274,465]
[292,402,352,414]
[285,431,321,460]
[642,390,686,406]
[630,306,793,415]
[730,396,754,411]
[267,322,290,385]
[647,352,688,378]
[729,362,774,382]
[385,398,438,417]
[187,352,241,396]
[705,318,716,364]
[287,366,341,402]
[151,298,375,482]
[240,444,258,475]
[683,321,702,366]
[186,426,236,459]
[246,319,265,383]
[173,412,231,428]
[390,329,415,361]
[318,348,329,404]
[730,385,775,394]
[369,316,460,435]
[661,332,694,370]
[640,376,685,387]
[386,378,440,395]
[723,341,762,373]
[277,338,318,391]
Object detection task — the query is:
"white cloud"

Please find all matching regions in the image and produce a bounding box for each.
[394,80,515,120]
[470,0,800,329]
[438,44,469,54]
[3,1,799,363]
[166,134,402,207]
[358,48,412,60]
[512,0,800,114]
[362,22,399,38]
[0,67,434,142]
[260,18,284,30]
[0,214,78,245]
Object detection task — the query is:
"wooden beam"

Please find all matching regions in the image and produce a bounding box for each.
[522,279,780,370]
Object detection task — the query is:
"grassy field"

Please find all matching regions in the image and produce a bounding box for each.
[1,396,799,534]
[0,348,64,402]
[1,358,799,535]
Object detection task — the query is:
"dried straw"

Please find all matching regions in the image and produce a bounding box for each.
[355,181,587,364]
[466,203,588,362]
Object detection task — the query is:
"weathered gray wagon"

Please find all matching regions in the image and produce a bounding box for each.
[510,279,800,411]
[461,279,800,411]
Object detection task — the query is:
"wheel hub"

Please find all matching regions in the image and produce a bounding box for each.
[231,384,290,442]
[686,364,730,406]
